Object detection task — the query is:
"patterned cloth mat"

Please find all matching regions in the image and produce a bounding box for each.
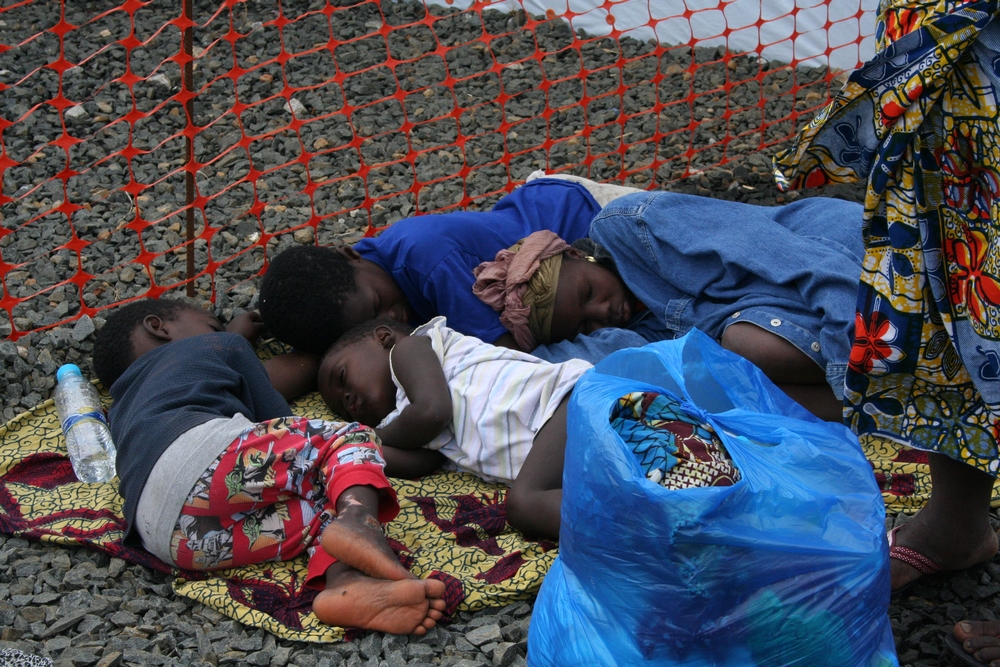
[0,387,554,643]
[3,334,997,642]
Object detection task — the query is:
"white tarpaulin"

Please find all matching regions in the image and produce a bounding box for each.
[452,0,878,70]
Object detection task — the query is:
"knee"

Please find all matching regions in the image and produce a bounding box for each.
[505,486,529,533]
[504,482,562,540]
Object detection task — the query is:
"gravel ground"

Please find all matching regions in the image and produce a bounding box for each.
[0,1,980,666]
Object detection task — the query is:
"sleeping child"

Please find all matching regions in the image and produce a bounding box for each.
[473,217,861,422]
[317,316,741,541]
[92,298,446,635]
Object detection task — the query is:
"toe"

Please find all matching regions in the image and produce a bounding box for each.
[425,578,447,598]
[965,636,1000,651]
[956,620,1000,642]
[977,647,1000,665]
[419,616,438,632]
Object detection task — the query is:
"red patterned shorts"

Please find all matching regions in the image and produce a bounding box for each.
[169,417,398,589]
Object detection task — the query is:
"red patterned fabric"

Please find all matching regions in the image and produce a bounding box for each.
[169,417,397,590]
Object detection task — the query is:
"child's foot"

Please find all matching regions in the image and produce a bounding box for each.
[322,506,411,581]
[953,621,1000,666]
[314,568,447,635]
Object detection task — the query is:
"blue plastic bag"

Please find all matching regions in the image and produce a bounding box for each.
[529,330,896,667]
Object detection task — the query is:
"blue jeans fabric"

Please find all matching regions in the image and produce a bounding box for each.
[590,191,865,397]
[530,325,652,365]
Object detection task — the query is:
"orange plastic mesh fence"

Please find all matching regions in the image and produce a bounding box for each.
[0,0,873,340]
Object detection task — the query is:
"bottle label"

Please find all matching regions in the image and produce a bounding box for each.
[62,410,110,432]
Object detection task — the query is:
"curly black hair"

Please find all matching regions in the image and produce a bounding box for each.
[92,298,195,389]
[325,317,414,358]
[258,245,358,354]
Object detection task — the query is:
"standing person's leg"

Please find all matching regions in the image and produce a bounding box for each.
[170,416,445,634]
[887,453,997,590]
[506,394,571,541]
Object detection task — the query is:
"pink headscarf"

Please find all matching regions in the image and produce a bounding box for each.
[472,230,571,350]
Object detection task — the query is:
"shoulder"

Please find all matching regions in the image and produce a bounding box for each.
[165,332,251,363]
[357,212,488,248]
[354,214,489,274]
[148,333,259,377]
[216,333,271,375]
[411,316,455,338]
[409,316,468,358]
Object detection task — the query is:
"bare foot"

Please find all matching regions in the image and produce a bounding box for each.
[321,506,412,581]
[954,621,1000,666]
[890,520,998,591]
[314,567,448,635]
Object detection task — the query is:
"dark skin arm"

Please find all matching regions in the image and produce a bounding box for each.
[720,322,842,422]
[492,331,523,351]
[374,335,453,451]
[264,350,320,402]
[381,445,446,478]
[226,312,319,403]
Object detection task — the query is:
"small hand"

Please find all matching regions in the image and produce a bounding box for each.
[330,244,361,261]
[226,311,266,345]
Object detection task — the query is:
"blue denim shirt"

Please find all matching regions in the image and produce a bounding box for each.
[590,191,864,398]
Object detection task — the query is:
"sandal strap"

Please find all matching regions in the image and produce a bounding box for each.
[889,544,944,574]
[887,527,944,575]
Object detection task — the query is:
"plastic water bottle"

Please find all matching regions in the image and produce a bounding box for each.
[54,364,117,483]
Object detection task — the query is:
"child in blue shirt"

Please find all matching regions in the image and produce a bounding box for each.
[258,178,648,363]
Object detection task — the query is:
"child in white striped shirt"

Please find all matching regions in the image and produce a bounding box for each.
[318,316,592,541]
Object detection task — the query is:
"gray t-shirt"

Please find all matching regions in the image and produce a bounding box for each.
[134,414,252,564]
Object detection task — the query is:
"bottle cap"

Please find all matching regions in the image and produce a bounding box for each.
[56,364,82,382]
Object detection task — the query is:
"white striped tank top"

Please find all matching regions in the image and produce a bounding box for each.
[379,317,592,484]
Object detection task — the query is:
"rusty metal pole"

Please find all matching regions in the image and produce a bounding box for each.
[183,0,195,297]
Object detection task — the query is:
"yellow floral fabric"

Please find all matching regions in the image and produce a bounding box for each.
[773,0,1000,474]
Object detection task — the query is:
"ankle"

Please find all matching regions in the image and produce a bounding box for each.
[335,502,369,521]
[324,561,358,588]
[332,505,385,540]
[335,485,381,516]
[905,507,994,540]
[898,517,998,566]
